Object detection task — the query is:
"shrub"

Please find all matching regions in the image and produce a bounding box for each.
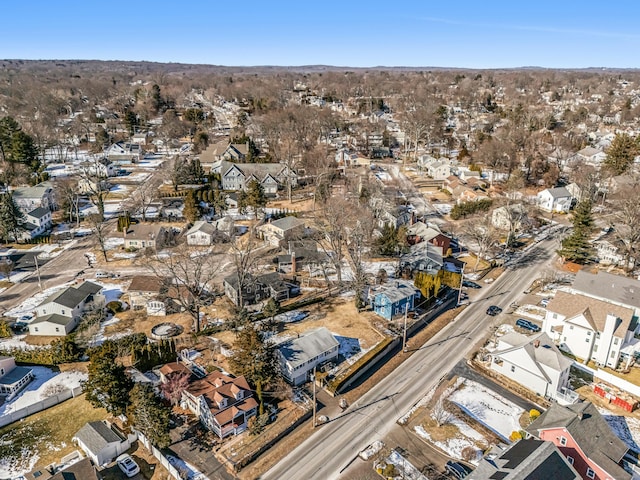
[450,199,493,220]
[106,301,122,315]
[529,409,541,421]
[509,430,522,442]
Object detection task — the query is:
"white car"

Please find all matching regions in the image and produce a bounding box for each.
[116,454,140,478]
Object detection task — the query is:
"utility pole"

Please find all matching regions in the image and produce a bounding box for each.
[457,261,466,306]
[402,302,409,352]
[312,365,317,428]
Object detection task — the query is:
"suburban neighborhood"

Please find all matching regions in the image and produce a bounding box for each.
[4,18,640,480]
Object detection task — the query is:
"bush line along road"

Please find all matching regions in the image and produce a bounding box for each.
[262,238,558,480]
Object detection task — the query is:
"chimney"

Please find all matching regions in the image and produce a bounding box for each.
[533,340,540,348]
[291,253,297,273]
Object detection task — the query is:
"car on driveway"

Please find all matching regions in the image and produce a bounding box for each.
[540,298,550,308]
[446,460,471,478]
[116,454,140,478]
[516,318,541,332]
[486,305,502,316]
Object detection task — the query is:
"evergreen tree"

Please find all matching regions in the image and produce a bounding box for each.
[150,84,164,113]
[229,324,279,414]
[0,116,40,178]
[557,200,594,263]
[183,191,200,222]
[127,383,171,448]
[604,133,639,175]
[84,345,133,415]
[238,180,267,220]
[0,193,24,243]
[375,225,408,256]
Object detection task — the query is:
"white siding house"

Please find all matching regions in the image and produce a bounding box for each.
[537,187,573,213]
[276,327,340,385]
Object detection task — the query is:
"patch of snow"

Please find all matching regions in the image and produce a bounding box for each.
[166,454,207,480]
[274,310,309,323]
[103,237,124,250]
[514,305,546,321]
[360,440,384,460]
[448,378,524,441]
[598,407,640,454]
[384,449,427,480]
[398,387,437,425]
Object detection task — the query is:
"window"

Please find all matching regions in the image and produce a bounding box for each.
[593,345,598,352]
[35,327,38,332]
[567,456,574,465]
[587,331,591,336]
[560,436,567,446]
[61,310,65,315]
[55,327,59,332]
[586,338,590,342]
[569,325,574,330]
[510,366,516,373]
[610,351,616,358]
[614,338,619,345]
[0,368,4,376]
[586,468,595,479]
[553,313,558,319]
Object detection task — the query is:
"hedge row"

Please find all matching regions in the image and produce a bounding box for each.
[326,336,395,394]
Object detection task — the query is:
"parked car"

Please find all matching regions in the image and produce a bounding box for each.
[516,318,541,332]
[486,305,502,316]
[540,298,550,308]
[95,271,109,278]
[446,460,471,479]
[463,280,482,289]
[116,454,140,478]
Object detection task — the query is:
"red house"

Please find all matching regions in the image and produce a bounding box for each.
[525,402,630,480]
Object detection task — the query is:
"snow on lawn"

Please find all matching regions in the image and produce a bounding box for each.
[89,315,133,347]
[4,282,73,319]
[415,420,484,464]
[274,310,309,323]
[112,252,138,259]
[0,334,37,350]
[103,237,124,250]
[598,407,640,454]
[124,172,152,182]
[0,367,87,417]
[448,378,524,441]
[334,335,361,360]
[383,449,427,480]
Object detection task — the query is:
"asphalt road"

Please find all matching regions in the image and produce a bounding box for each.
[261,238,559,480]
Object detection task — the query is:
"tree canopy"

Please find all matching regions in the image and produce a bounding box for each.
[84,344,133,416]
[557,200,594,263]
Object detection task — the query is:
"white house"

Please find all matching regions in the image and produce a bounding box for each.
[73,420,136,466]
[20,207,53,240]
[186,218,233,245]
[0,356,34,400]
[80,158,117,178]
[544,290,636,369]
[105,142,143,163]
[427,159,452,180]
[574,146,606,166]
[491,203,528,231]
[570,270,640,318]
[257,216,305,247]
[11,182,55,212]
[490,332,573,401]
[537,186,573,213]
[29,281,105,336]
[276,327,340,385]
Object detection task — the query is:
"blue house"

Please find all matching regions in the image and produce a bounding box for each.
[371,280,421,320]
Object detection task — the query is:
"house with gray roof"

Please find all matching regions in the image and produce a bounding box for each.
[11,181,55,212]
[73,420,136,466]
[29,281,105,336]
[537,186,573,213]
[570,270,640,318]
[0,356,34,400]
[276,327,339,385]
[490,332,575,402]
[212,160,297,195]
[369,279,421,320]
[25,457,99,480]
[399,242,444,279]
[186,218,233,245]
[257,216,306,247]
[223,271,298,307]
[525,401,631,480]
[19,206,53,240]
[470,438,580,480]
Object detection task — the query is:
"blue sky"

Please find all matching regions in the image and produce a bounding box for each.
[2,1,639,68]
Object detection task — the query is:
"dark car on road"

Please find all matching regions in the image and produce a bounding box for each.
[516,318,541,332]
[446,460,472,479]
[463,280,482,289]
[486,305,502,316]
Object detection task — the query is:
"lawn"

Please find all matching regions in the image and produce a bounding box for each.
[0,394,108,478]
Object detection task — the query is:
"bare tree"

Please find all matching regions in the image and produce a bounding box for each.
[87,213,109,262]
[54,177,81,226]
[432,397,453,427]
[79,159,111,221]
[147,244,224,332]
[127,175,161,221]
[611,180,640,273]
[315,196,354,285]
[0,258,14,282]
[228,228,267,309]
[160,370,190,406]
[463,216,499,271]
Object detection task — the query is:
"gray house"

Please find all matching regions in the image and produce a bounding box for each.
[73,420,136,466]
[276,327,340,385]
[29,281,105,336]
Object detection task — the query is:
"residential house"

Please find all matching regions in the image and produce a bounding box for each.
[489,332,574,402]
[127,275,167,316]
[73,420,137,466]
[443,175,462,194]
[212,160,297,195]
[565,182,584,203]
[526,401,631,480]
[198,138,230,170]
[570,270,640,318]
[427,159,452,180]
[105,141,143,163]
[399,242,444,279]
[275,240,330,275]
[223,271,298,307]
[470,439,580,480]
[186,218,233,245]
[574,146,607,166]
[406,221,451,252]
[369,279,421,320]
[123,224,175,250]
[131,132,149,146]
[459,168,482,182]
[29,281,105,336]
[593,236,631,267]
[537,186,573,213]
[377,205,413,230]
[80,157,117,177]
[25,457,100,480]
[20,207,53,240]
[178,370,258,439]
[11,181,55,212]
[257,216,305,247]
[491,203,529,232]
[417,154,438,171]
[0,356,34,399]
[276,327,340,385]
[543,290,636,369]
